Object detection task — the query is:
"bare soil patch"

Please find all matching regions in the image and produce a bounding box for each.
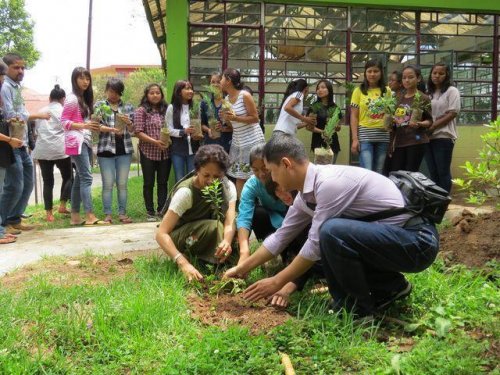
[439,210,500,269]
[187,293,291,334]
[0,250,159,291]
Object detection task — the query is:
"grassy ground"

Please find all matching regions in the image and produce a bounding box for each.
[0,250,498,374]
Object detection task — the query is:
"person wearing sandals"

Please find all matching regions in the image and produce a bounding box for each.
[32,85,73,222]
[95,78,134,224]
[61,67,109,226]
[0,60,23,244]
[156,145,237,282]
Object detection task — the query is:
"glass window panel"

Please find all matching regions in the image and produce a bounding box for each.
[189,1,225,24]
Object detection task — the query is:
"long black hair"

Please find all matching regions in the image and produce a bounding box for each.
[49,84,66,102]
[71,67,93,118]
[427,63,452,99]
[222,68,244,90]
[279,78,308,109]
[360,59,387,96]
[170,80,193,130]
[314,79,336,108]
[139,83,168,114]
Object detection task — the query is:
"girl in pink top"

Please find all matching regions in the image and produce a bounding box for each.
[61,67,107,226]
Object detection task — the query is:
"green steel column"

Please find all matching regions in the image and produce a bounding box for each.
[166,0,189,98]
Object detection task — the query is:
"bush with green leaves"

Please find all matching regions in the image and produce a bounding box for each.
[453,118,500,206]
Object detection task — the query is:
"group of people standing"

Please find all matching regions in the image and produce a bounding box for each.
[350,59,460,193]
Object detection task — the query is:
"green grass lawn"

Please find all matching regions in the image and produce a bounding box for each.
[0,252,498,374]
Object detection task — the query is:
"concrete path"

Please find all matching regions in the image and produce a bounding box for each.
[0,222,159,276]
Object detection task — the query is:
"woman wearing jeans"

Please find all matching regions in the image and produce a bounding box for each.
[425,63,461,193]
[32,85,73,222]
[61,67,108,226]
[95,78,134,224]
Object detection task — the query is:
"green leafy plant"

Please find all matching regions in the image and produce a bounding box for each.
[453,118,500,206]
[12,87,24,116]
[381,92,397,116]
[93,102,113,118]
[189,97,201,120]
[201,179,224,222]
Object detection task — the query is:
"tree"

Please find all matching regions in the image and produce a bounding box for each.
[0,0,40,67]
[92,68,167,107]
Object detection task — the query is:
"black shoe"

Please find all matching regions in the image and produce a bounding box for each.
[21,213,33,219]
[375,281,412,311]
[329,298,374,320]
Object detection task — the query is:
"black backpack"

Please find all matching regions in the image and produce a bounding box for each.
[360,171,452,224]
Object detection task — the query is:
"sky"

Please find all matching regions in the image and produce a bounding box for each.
[23,0,160,95]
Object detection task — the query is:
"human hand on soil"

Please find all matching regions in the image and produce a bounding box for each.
[215,240,232,263]
[179,262,204,282]
[268,282,297,309]
[243,276,281,302]
[223,265,247,280]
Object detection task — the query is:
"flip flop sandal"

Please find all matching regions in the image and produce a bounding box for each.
[70,221,86,226]
[0,236,17,244]
[119,216,133,224]
[84,220,111,226]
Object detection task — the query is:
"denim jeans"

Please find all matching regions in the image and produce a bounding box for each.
[359,141,388,174]
[70,143,94,214]
[140,151,171,215]
[98,153,132,215]
[171,153,195,183]
[0,147,34,225]
[0,167,6,237]
[319,217,439,314]
[424,138,454,193]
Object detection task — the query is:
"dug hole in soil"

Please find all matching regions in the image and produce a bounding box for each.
[439,209,499,269]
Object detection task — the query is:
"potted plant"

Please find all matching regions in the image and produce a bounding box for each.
[115,104,134,135]
[382,92,397,130]
[409,91,430,124]
[313,106,342,165]
[202,86,221,139]
[189,97,203,138]
[91,102,113,143]
[160,126,172,147]
[9,88,26,140]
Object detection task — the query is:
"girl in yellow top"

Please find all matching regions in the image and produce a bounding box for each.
[350,59,392,174]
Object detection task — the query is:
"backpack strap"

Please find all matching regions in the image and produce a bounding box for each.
[357,207,411,222]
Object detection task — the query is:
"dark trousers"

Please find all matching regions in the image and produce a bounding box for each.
[388,144,426,173]
[319,217,439,314]
[38,158,73,210]
[251,206,323,290]
[140,151,171,215]
[424,138,455,193]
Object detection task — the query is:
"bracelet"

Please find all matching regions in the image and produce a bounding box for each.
[173,253,183,263]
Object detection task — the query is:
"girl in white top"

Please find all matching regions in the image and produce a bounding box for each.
[166,80,203,182]
[424,63,461,193]
[32,85,73,221]
[219,68,265,197]
[274,79,316,135]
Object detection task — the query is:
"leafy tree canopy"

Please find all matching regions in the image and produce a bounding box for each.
[0,0,40,67]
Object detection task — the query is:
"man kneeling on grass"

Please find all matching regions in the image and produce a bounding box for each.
[224,133,439,318]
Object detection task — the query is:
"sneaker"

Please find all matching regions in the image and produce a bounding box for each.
[10,223,35,231]
[146,214,158,222]
[21,213,33,219]
[375,281,412,311]
[5,226,22,235]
